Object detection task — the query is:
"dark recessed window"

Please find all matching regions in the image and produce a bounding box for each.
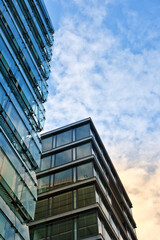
[51,219,73,240]
[53,191,72,215]
[78,212,97,239]
[78,185,95,208]
[34,198,49,220]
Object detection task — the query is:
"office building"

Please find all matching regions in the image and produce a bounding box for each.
[0,0,54,239]
[29,118,137,240]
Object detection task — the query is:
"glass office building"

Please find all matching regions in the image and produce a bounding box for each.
[29,118,137,240]
[0,0,54,239]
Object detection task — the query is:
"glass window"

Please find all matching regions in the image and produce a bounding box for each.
[77,162,93,181]
[78,212,98,239]
[56,130,72,147]
[40,155,52,171]
[55,149,72,167]
[53,192,72,215]
[34,198,49,220]
[30,225,46,240]
[54,169,72,188]
[42,137,52,152]
[51,219,73,240]
[76,124,90,140]
[78,186,95,208]
[38,175,50,193]
[76,143,91,159]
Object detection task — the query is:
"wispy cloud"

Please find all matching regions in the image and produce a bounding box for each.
[45,1,160,239]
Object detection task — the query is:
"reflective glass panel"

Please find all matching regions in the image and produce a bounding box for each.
[55,149,72,167]
[77,162,93,181]
[38,175,50,193]
[76,143,91,159]
[42,137,52,152]
[76,124,90,140]
[40,156,52,171]
[56,130,72,147]
[54,169,72,187]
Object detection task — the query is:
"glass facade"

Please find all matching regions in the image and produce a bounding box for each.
[0,0,54,239]
[29,119,137,240]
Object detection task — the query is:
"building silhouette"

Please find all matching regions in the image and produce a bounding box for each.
[29,118,137,240]
[0,0,53,239]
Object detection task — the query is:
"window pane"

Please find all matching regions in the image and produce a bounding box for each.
[56,130,72,147]
[76,143,91,159]
[30,225,46,240]
[55,149,72,167]
[40,156,52,171]
[54,169,72,188]
[42,137,52,152]
[78,186,95,208]
[77,162,93,181]
[38,175,50,193]
[76,124,90,140]
[34,198,49,220]
[51,219,73,240]
[53,192,72,215]
[79,212,97,239]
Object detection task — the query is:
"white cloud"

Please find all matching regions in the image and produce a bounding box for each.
[44,1,160,239]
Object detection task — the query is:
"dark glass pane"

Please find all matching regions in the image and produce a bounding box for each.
[54,169,72,188]
[51,219,73,240]
[30,225,46,240]
[78,186,95,208]
[53,192,72,215]
[34,198,49,220]
[40,155,52,171]
[79,212,97,239]
[76,124,90,140]
[56,130,72,147]
[42,137,52,152]
[38,175,50,193]
[77,162,93,181]
[76,143,91,159]
[55,149,72,167]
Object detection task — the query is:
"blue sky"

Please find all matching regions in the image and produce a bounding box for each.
[44,1,160,239]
